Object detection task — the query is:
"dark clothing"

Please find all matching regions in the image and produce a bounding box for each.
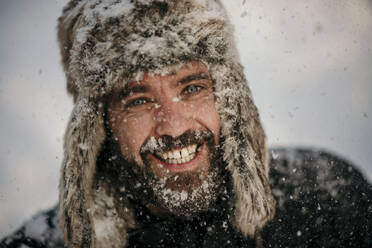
[2,148,372,247]
[262,148,372,247]
[126,200,256,248]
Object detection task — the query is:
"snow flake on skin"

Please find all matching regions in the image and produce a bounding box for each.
[141,136,165,154]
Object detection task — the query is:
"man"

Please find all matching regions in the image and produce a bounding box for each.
[1,0,372,247]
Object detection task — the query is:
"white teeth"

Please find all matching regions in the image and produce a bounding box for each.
[163,153,168,160]
[181,148,188,157]
[189,144,197,153]
[174,150,181,159]
[156,144,199,164]
[168,151,174,159]
[187,146,193,153]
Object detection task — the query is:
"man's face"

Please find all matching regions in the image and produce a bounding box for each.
[107,61,221,216]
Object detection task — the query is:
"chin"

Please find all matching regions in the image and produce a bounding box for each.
[144,156,221,218]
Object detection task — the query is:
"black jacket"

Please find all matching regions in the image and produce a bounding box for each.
[2,148,372,248]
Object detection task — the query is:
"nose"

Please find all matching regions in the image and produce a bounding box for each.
[154,101,192,138]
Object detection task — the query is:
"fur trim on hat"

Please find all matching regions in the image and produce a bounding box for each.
[58,0,275,247]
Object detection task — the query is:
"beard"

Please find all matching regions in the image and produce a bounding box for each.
[99,129,223,218]
[141,161,221,217]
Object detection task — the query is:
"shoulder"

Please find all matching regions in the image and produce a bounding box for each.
[263,147,372,247]
[1,205,64,248]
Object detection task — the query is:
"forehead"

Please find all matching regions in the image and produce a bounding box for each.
[128,61,209,88]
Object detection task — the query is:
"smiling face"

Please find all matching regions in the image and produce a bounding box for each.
[107,61,222,216]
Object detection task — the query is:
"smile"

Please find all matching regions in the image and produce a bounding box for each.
[155,144,200,165]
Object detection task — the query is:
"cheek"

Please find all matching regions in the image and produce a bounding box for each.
[110,112,154,163]
[205,105,220,143]
[192,97,220,141]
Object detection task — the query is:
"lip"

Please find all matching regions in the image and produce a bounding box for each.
[149,143,206,173]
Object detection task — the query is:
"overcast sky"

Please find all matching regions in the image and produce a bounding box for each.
[0,0,371,238]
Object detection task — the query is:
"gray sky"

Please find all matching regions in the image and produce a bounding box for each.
[0,0,371,238]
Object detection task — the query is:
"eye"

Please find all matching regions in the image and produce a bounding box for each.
[126,98,149,107]
[183,85,203,95]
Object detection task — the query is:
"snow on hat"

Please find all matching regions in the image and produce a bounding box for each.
[58,0,275,247]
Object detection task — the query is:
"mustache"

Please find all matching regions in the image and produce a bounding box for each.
[140,129,215,155]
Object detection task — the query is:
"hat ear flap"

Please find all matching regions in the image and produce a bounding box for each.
[222,103,275,238]
[59,96,136,247]
[59,97,104,246]
[227,137,275,237]
[212,62,275,238]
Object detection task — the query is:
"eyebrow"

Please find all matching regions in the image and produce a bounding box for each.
[178,72,209,85]
[118,84,148,99]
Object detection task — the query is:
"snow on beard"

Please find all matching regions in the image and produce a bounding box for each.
[138,129,222,217]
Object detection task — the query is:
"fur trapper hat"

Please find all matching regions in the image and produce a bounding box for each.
[58,0,275,247]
